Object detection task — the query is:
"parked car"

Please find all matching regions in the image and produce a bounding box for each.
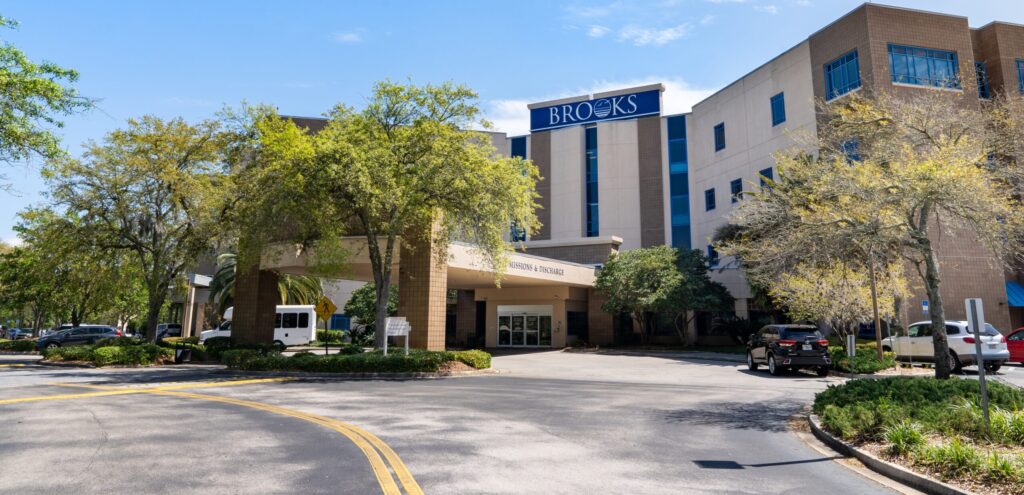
[35,325,121,350]
[199,305,316,350]
[156,323,182,340]
[7,328,33,340]
[1002,327,1024,365]
[881,320,1009,373]
[747,324,831,377]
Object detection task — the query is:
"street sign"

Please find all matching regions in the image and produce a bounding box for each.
[315,297,337,323]
[922,300,929,315]
[966,298,991,427]
[383,317,411,356]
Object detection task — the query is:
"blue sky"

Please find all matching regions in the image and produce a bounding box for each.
[2,0,1022,244]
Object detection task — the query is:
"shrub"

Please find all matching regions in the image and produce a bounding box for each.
[448,350,491,369]
[161,336,199,345]
[0,339,38,352]
[828,346,896,374]
[91,344,168,366]
[95,336,146,347]
[43,346,94,361]
[316,330,344,343]
[884,421,925,457]
[919,438,983,477]
[203,337,233,359]
[221,348,492,373]
[991,409,1024,446]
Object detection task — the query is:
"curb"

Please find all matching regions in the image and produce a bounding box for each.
[36,360,96,368]
[807,414,975,495]
[0,351,40,355]
[209,368,504,381]
[564,348,746,364]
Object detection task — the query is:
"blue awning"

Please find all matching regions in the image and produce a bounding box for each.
[1007,281,1024,307]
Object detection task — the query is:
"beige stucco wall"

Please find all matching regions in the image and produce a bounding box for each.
[596,118,643,250]
[689,39,817,300]
[548,125,585,240]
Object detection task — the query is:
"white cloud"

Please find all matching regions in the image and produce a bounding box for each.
[617,24,690,46]
[700,14,716,26]
[565,3,617,19]
[794,0,812,6]
[484,77,715,136]
[331,31,363,43]
[587,25,612,38]
[754,4,779,14]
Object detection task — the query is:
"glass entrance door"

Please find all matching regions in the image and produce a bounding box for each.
[497,313,552,347]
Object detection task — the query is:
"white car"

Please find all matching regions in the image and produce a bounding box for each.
[882,320,1009,372]
[199,305,316,350]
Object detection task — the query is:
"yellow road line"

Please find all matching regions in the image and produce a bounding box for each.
[0,364,26,367]
[154,390,405,495]
[20,378,423,495]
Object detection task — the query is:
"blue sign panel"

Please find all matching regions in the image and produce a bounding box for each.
[530,89,661,132]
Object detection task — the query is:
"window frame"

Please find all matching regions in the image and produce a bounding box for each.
[1018,59,1024,94]
[975,61,991,100]
[824,49,862,100]
[713,123,726,152]
[730,178,742,203]
[704,188,716,211]
[887,44,961,89]
[759,167,773,187]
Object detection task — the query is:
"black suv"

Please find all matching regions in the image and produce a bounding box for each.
[747,324,830,376]
[36,326,120,350]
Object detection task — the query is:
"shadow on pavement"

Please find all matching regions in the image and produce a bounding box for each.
[660,399,806,432]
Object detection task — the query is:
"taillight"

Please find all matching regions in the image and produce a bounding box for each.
[778,339,797,347]
[116,330,122,336]
[1002,335,1007,343]
[964,337,976,344]
[818,340,829,347]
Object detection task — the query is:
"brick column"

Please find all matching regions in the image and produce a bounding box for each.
[232,264,279,344]
[587,288,614,345]
[397,238,448,351]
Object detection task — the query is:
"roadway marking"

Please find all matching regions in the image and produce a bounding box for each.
[4,378,423,495]
[0,364,26,367]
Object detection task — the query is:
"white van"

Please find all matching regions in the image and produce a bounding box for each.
[198,305,316,349]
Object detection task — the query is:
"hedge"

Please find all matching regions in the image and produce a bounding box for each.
[316,330,344,343]
[0,339,37,352]
[828,346,896,374]
[221,349,491,373]
[43,343,172,366]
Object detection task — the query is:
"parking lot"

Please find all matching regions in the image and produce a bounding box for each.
[0,351,901,494]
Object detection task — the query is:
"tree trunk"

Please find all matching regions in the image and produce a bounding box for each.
[144,283,165,343]
[374,276,391,349]
[922,244,951,379]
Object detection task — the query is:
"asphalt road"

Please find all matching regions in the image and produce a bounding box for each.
[0,351,899,494]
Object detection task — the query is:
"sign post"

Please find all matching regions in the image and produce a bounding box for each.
[315,297,338,354]
[383,317,411,357]
[966,298,990,429]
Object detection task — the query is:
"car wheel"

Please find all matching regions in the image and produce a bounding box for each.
[45,342,59,349]
[747,352,759,371]
[949,352,963,374]
[985,363,1002,373]
[817,366,830,377]
[274,340,286,352]
[768,354,783,376]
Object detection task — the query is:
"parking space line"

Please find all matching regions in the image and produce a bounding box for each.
[0,388,144,405]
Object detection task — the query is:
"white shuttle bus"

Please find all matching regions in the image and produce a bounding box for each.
[199,305,316,350]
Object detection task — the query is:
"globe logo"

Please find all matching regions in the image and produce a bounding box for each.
[593,99,612,118]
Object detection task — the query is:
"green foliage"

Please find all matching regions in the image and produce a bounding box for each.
[666,249,734,344]
[160,336,199,345]
[344,283,397,345]
[596,246,682,345]
[883,421,925,457]
[202,336,233,359]
[221,348,491,373]
[208,253,323,314]
[0,16,91,166]
[316,329,344,343]
[918,438,984,477]
[828,346,896,374]
[94,336,146,347]
[42,345,92,361]
[91,344,167,366]
[0,339,36,351]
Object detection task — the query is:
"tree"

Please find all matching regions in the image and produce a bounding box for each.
[595,246,682,346]
[0,16,90,170]
[720,90,1024,379]
[768,259,905,350]
[344,283,398,345]
[667,249,734,345]
[44,116,228,341]
[0,245,55,333]
[209,253,323,313]
[230,82,540,348]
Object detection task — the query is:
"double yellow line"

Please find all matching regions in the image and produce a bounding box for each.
[2,378,423,495]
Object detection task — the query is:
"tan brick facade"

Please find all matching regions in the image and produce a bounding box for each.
[973,22,1024,96]
[397,239,448,351]
[231,265,279,344]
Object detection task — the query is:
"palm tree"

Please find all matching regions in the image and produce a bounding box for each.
[209,253,323,314]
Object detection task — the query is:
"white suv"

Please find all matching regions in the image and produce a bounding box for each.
[881,320,1009,373]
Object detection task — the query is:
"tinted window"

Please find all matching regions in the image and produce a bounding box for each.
[916,325,933,337]
[220,321,231,331]
[1009,331,1024,341]
[945,325,961,335]
[780,329,820,340]
[70,328,88,335]
[274,314,281,328]
[298,313,309,328]
[983,324,1000,336]
[282,313,298,329]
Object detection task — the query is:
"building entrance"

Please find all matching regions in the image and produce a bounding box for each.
[497,305,553,347]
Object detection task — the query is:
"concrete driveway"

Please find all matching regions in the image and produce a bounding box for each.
[0,351,897,494]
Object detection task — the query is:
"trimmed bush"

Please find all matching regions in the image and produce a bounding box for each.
[316,330,344,343]
[94,336,146,347]
[828,346,896,374]
[91,344,169,366]
[221,348,492,373]
[203,337,233,359]
[449,350,490,369]
[161,336,199,345]
[43,345,94,361]
[0,339,38,352]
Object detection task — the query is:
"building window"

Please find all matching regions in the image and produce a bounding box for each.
[975,62,991,100]
[770,92,786,126]
[1018,59,1024,94]
[714,123,725,152]
[707,245,719,267]
[825,49,861,100]
[730,178,742,203]
[584,126,599,237]
[759,167,773,187]
[704,188,716,211]
[667,115,690,249]
[510,222,526,242]
[510,136,527,159]
[888,44,960,89]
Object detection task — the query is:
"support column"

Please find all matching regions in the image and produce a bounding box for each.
[397,240,448,351]
[454,290,476,347]
[232,264,279,344]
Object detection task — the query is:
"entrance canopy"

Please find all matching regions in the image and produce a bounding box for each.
[263,238,597,290]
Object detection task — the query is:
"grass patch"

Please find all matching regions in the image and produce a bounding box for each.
[222,348,491,373]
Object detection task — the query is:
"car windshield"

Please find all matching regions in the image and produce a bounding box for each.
[781,329,820,340]
[983,323,1000,336]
